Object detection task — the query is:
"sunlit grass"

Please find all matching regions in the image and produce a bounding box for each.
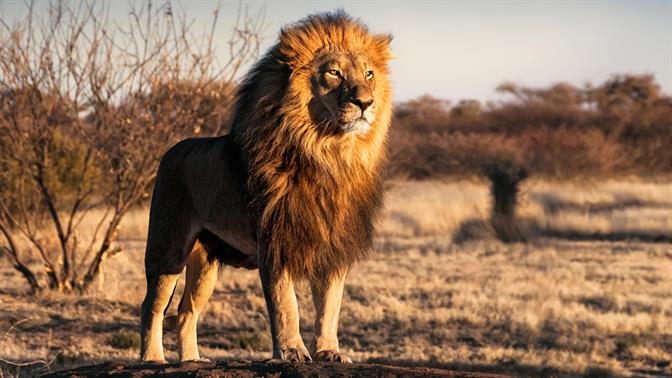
[1,179,671,376]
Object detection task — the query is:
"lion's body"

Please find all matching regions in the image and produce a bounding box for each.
[140,11,393,363]
[148,136,256,263]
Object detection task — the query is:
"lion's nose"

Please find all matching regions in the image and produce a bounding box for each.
[352,97,374,111]
[349,86,374,111]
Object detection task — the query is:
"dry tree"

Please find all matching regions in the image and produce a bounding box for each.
[0,0,262,292]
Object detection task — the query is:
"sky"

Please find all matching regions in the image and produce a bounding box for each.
[1,0,671,102]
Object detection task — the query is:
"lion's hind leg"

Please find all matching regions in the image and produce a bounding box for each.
[140,267,180,363]
[140,184,199,363]
[177,243,220,362]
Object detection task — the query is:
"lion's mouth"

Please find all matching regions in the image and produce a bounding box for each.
[318,99,374,135]
[340,117,371,135]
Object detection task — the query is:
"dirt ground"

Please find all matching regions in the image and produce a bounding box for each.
[41,360,509,378]
[1,180,671,377]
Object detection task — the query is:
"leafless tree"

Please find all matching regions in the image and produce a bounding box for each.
[0,0,262,292]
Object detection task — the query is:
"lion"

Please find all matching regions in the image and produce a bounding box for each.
[140,11,393,363]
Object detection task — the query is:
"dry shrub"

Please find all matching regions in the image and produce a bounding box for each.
[0,1,261,293]
[108,330,141,350]
[125,80,237,137]
[451,218,496,244]
[389,74,671,180]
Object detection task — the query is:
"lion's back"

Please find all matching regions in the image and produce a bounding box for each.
[150,136,252,242]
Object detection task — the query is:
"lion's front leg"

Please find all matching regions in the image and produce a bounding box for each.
[259,263,311,361]
[310,270,352,363]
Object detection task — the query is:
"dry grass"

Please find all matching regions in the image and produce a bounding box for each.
[1,179,671,377]
[380,179,672,241]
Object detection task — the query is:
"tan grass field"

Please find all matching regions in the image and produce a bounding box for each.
[1,179,671,377]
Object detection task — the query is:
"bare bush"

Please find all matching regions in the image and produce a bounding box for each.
[0,1,261,292]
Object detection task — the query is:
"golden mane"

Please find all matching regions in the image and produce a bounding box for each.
[232,11,393,281]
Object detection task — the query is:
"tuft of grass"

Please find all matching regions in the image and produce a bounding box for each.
[230,331,270,350]
[107,330,141,350]
[55,350,88,365]
[584,366,615,378]
[346,284,369,304]
[451,218,495,244]
[579,295,619,313]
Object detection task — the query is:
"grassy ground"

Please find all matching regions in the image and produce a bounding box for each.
[1,179,671,377]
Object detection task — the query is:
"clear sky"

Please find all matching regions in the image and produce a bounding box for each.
[1,0,671,102]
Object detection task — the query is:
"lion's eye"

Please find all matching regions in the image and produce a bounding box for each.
[365,70,374,80]
[327,69,341,77]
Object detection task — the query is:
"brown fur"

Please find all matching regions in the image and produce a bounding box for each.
[140,11,393,363]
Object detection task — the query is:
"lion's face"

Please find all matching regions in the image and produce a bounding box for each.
[309,51,380,135]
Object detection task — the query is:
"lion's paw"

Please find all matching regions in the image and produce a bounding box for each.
[279,346,312,362]
[314,350,353,363]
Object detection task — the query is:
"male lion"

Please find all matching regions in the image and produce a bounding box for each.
[140,11,393,363]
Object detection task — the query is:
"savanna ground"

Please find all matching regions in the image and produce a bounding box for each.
[1,179,671,377]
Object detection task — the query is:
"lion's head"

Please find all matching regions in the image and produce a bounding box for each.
[276,12,393,139]
[307,50,381,135]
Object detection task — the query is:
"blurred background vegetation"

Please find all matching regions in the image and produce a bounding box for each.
[388,74,672,240]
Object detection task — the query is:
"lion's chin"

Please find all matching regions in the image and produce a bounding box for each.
[340,118,371,135]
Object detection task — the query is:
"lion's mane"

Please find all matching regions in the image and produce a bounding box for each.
[232,11,393,281]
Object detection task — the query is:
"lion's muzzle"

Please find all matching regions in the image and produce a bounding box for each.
[341,117,371,135]
[338,86,376,134]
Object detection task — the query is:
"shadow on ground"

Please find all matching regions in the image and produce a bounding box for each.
[530,193,672,216]
[452,217,672,244]
[366,358,617,378]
